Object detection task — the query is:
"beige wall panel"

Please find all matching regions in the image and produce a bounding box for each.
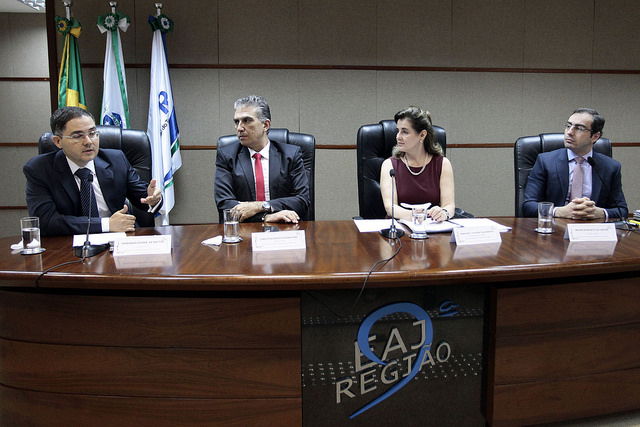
[3,13,47,77]
[218,69,301,133]
[616,147,640,213]
[219,0,298,64]
[0,82,51,142]
[376,0,452,67]
[594,0,640,70]
[375,71,452,130]
[299,0,376,65]
[155,0,218,65]
[521,73,592,138]
[0,14,10,76]
[315,149,359,220]
[299,70,377,145]
[449,73,523,144]
[447,147,513,217]
[0,147,34,206]
[160,69,220,146]
[452,0,524,68]
[169,149,217,225]
[592,74,640,143]
[0,210,29,239]
[523,0,594,69]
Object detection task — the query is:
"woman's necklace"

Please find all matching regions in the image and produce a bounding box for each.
[402,153,429,176]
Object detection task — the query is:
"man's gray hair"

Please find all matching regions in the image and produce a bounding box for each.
[234,95,271,123]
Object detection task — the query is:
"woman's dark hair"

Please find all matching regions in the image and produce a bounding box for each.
[392,106,443,158]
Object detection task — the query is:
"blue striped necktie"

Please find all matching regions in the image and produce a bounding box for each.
[75,168,99,217]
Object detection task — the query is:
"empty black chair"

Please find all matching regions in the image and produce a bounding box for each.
[217,128,316,221]
[513,133,612,217]
[39,125,155,227]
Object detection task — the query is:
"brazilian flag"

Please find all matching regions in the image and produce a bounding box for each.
[55,16,87,109]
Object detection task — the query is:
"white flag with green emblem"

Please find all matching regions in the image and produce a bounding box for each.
[98,10,130,128]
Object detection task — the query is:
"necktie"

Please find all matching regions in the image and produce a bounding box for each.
[75,168,99,217]
[570,157,584,200]
[253,153,265,201]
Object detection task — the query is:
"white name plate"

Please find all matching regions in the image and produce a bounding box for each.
[564,223,617,242]
[252,230,306,252]
[450,226,502,246]
[113,235,172,256]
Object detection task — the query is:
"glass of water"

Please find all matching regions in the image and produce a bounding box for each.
[222,209,242,243]
[536,202,554,234]
[410,207,429,239]
[20,216,45,254]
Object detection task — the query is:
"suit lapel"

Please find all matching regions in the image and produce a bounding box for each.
[269,143,282,197]
[237,146,256,198]
[590,153,603,202]
[553,149,569,203]
[54,151,83,214]
[94,154,114,211]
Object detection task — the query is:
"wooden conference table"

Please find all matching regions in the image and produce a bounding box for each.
[1,219,640,426]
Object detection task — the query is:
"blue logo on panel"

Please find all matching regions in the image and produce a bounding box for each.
[350,302,434,418]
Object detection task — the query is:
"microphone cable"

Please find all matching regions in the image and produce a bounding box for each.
[34,257,86,288]
[350,235,403,311]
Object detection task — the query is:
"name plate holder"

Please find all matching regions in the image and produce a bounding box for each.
[564,223,617,242]
[252,230,306,252]
[450,226,502,246]
[113,235,172,256]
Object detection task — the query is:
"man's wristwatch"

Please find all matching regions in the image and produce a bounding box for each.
[261,202,272,222]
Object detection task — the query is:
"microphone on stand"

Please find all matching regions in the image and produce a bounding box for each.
[75,173,110,258]
[380,168,405,239]
[586,156,631,231]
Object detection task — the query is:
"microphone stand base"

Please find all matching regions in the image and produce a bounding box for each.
[380,228,405,239]
[614,220,636,231]
[75,243,110,258]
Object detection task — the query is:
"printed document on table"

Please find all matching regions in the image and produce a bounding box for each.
[446,218,511,232]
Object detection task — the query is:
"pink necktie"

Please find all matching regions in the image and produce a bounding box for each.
[570,157,584,200]
[253,153,265,201]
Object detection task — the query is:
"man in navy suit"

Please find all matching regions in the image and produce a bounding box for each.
[24,107,162,236]
[523,108,627,219]
[214,95,309,223]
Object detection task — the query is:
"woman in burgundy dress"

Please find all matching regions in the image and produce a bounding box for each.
[380,107,455,223]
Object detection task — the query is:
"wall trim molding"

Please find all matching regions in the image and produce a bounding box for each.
[0,77,49,82]
[72,63,640,74]
[4,142,640,149]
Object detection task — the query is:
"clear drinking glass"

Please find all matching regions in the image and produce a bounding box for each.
[222,209,242,243]
[21,216,45,254]
[410,207,429,239]
[536,202,554,234]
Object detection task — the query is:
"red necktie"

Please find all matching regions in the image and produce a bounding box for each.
[253,153,265,201]
[570,157,584,200]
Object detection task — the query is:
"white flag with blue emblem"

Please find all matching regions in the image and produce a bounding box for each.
[98,11,129,128]
[147,14,181,226]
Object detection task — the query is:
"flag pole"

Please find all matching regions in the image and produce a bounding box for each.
[110,2,117,13]
[64,1,71,20]
[155,3,162,17]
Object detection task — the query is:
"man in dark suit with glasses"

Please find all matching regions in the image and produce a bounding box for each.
[23,106,162,236]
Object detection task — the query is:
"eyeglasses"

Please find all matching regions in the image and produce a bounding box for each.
[58,130,100,141]
[564,123,592,134]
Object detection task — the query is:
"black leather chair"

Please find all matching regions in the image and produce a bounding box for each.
[39,125,155,227]
[513,133,612,217]
[356,119,471,219]
[216,128,316,222]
